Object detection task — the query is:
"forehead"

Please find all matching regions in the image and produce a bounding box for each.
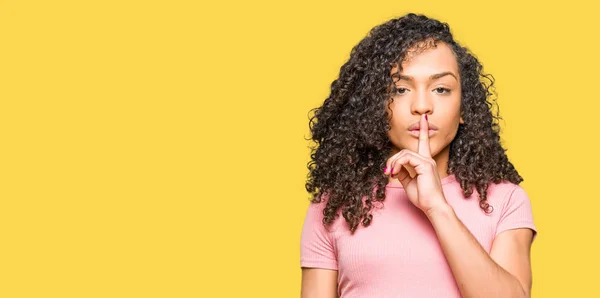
[390,41,458,76]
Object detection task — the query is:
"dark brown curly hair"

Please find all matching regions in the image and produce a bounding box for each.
[305,13,523,233]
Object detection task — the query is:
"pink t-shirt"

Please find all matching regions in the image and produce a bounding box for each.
[300,174,537,298]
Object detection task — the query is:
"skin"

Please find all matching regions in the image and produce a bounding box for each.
[386,41,463,183]
[301,42,534,298]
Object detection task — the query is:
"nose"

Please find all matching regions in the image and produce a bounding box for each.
[410,89,433,116]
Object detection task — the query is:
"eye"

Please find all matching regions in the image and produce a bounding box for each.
[395,87,408,95]
[434,87,451,94]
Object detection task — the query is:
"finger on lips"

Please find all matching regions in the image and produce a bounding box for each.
[418,114,432,158]
[384,114,432,175]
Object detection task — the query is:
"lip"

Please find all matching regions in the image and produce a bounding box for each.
[407,121,439,137]
[407,121,439,131]
[409,130,438,137]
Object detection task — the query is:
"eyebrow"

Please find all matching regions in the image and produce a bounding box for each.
[396,71,458,82]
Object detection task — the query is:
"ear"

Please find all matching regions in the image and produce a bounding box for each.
[459,116,464,124]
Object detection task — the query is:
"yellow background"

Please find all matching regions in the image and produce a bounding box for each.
[1,0,598,297]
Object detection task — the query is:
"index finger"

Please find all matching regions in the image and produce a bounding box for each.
[418,113,432,158]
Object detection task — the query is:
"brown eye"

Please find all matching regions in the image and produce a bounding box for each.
[395,88,408,95]
[434,87,451,94]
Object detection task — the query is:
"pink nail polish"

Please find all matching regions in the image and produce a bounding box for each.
[384,166,388,173]
[425,114,428,121]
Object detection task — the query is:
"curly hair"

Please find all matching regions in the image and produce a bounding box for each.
[305,13,523,233]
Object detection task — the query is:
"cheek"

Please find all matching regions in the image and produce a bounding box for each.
[386,104,409,141]
[442,127,458,145]
[387,100,409,127]
[439,113,461,145]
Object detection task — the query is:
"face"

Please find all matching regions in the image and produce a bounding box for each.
[387,41,463,159]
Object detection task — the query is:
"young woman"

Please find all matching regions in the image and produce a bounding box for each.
[300,13,537,298]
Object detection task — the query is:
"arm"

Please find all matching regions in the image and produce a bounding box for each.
[301,268,338,298]
[300,200,340,298]
[426,205,534,298]
[385,114,536,297]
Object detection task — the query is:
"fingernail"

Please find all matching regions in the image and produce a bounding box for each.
[425,114,428,121]
[384,166,388,173]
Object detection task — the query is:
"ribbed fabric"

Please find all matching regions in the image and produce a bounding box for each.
[300,174,537,298]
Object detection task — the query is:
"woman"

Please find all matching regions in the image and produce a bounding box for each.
[300,13,537,298]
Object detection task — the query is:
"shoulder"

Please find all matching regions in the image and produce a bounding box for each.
[485,180,530,211]
[487,180,537,240]
[304,200,326,229]
[304,197,329,218]
[303,197,344,233]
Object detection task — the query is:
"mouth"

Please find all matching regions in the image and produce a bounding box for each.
[407,120,439,137]
[409,129,438,137]
[407,122,439,131]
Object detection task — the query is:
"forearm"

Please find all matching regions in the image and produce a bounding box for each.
[426,204,528,298]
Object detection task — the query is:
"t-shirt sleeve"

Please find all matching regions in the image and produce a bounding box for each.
[496,184,538,242]
[300,201,338,270]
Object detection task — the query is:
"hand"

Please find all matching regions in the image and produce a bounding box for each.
[384,114,449,214]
